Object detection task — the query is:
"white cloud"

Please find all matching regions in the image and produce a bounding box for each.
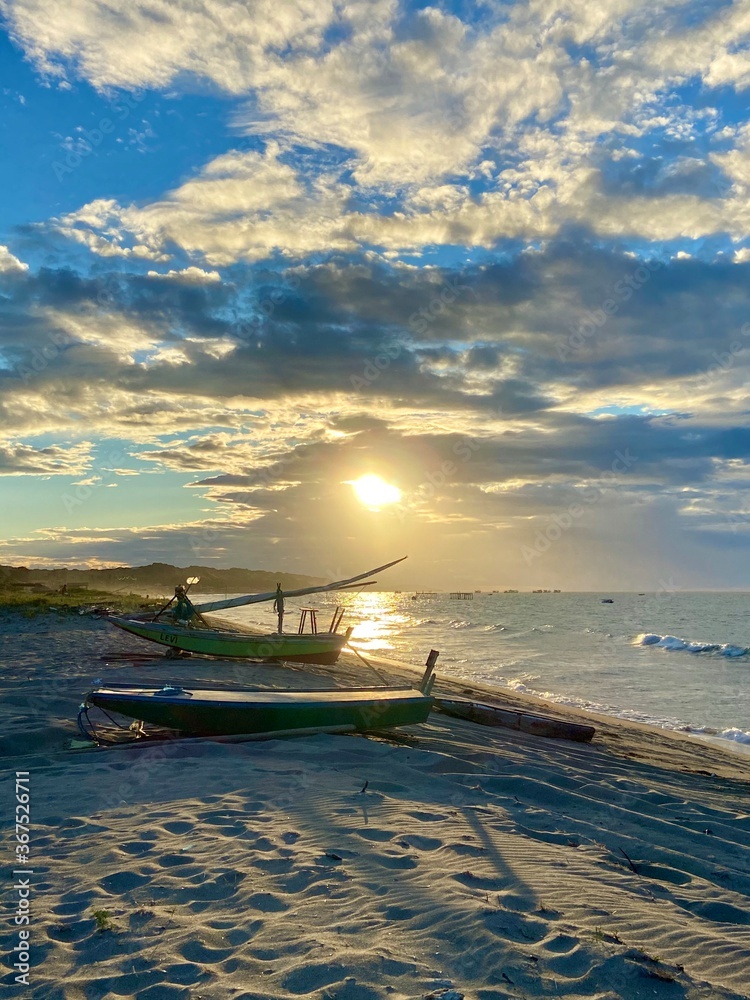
[1,0,335,92]
[146,267,221,284]
[0,440,93,475]
[0,245,28,273]
[11,0,750,257]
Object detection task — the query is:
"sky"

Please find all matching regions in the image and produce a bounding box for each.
[2,0,750,590]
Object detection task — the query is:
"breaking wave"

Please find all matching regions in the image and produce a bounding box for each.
[636,633,749,657]
[500,677,750,749]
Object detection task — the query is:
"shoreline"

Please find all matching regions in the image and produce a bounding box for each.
[356,649,750,781]
[1,618,749,998]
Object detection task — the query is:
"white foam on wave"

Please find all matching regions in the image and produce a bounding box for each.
[635,633,749,657]
[685,725,750,745]
[496,676,750,753]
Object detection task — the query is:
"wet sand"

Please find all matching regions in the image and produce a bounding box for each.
[1,611,748,999]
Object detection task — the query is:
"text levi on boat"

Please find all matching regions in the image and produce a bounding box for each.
[79,651,440,742]
[107,556,407,664]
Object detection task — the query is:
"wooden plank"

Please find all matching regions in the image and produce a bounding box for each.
[434,697,595,742]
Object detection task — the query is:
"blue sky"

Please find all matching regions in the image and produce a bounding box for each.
[2,0,750,589]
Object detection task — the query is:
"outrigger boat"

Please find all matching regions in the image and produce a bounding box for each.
[107,557,406,664]
[108,610,351,665]
[79,652,439,741]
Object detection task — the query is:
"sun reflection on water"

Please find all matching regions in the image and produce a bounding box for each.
[327,590,409,652]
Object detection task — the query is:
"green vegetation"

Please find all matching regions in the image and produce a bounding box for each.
[0,585,160,616]
[0,560,327,616]
[92,909,115,933]
[0,561,324,596]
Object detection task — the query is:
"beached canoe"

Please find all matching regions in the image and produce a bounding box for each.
[108,616,351,664]
[434,697,595,742]
[83,683,434,737]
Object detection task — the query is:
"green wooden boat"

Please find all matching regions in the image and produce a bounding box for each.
[107,555,409,664]
[83,683,434,736]
[108,616,351,664]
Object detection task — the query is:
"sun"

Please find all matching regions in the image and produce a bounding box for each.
[347,474,402,510]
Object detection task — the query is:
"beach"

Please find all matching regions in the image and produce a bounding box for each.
[1,611,749,999]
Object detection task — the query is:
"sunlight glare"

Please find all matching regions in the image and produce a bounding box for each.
[347,474,402,510]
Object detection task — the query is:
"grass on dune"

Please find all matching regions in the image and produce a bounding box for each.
[0,587,164,616]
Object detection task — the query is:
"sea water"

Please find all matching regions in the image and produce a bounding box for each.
[222,590,750,754]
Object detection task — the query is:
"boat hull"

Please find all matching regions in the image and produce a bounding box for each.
[109,617,348,664]
[86,684,434,736]
[435,697,595,742]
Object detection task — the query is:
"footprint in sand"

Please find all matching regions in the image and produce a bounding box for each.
[354,828,394,842]
[173,871,245,903]
[100,871,152,894]
[252,857,296,874]
[53,890,102,916]
[47,920,90,942]
[275,869,329,894]
[161,962,205,985]
[57,821,109,837]
[179,940,234,964]
[497,890,538,912]
[482,908,548,943]
[245,835,278,851]
[396,834,442,851]
[446,842,487,857]
[119,841,153,856]
[162,820,193,835]
[371,853,419,870]
[686,900,750,924]
[542,932,580,953]
[246,891,290,912]
[281,961,347,993]
[158,853,197,868]
[383,906,415,921]
[98,971,167,997]
[452,871,505,890]
[405,810,448,823]
[632,862,692,885]
[543,942,598,978]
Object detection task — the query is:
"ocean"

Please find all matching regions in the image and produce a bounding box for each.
[219,589,750,755]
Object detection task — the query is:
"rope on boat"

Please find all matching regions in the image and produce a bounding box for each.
[346,643,391,685]
[77,700,145,746]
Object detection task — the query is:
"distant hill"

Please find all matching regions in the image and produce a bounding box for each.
[0,562,326,595]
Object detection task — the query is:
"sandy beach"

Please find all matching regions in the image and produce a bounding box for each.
[2,612,749,999]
